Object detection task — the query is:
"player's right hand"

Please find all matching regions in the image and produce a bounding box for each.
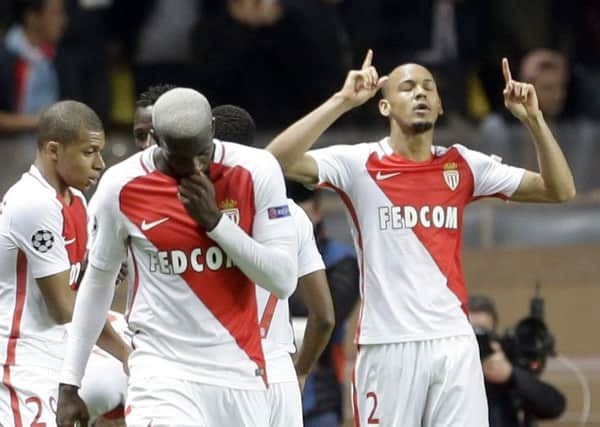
[178,170,223,231]
[336,50,387,108]
[56,383,89,427]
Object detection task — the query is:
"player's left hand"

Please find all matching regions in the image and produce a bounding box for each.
[178,171,222,231]
[502,57,540,123]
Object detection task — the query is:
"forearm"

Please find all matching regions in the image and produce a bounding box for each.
[60,264,119,387]
[294,271,334,375]
[524,112,576,201]
[208,215,297,298]
[267,93,353,172]
[295,312,334,375]
[96,320,130,364]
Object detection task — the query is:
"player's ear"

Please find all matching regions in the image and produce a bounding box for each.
[46,141,60,160]
[379,98,390,117]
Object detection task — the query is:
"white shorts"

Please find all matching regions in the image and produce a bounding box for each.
[267,381,303,427]
[352,335,488,427]
[0,365,59,427]
[79,347,128,422]
[125,376,269,427]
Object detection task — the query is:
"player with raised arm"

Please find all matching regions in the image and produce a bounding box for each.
[213,104,335,427]
[0,100,129,426]
[266,51,575,426]
[56,88,297,426]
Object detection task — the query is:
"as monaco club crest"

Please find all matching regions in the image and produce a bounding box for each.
[443,162,460,191]
[219,198,240,225]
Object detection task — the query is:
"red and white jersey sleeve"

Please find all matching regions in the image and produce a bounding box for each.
[256,200,325,383]
[88,142,294,390]
[453,144,524,198]
[0,166,87,371]
[307,138,524,345]
[87,170,129,271]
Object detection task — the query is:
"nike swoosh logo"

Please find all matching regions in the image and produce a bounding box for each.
[376,171,402,180]
[64,238,76,245]
[141,217,170,231]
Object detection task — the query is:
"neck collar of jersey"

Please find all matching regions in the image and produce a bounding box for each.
[381,136,436,163]
[27,164,56,192]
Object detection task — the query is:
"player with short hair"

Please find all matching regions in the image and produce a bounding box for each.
[75,85,178,425]
[56,88,297,426]
[213,104,257,148]
[213,104,335,427]
[0,100,127,426]
[266,51,575,426]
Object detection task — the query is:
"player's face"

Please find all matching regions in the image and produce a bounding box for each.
[56,128,106,191]
[133,106,155,151]
[162,136,214,179]
[379,64,442,133]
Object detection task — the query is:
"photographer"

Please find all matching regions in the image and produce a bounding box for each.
[469,295,566,427]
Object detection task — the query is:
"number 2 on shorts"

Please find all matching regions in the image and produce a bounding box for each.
[25,396,46,427]
[366,391,380,424]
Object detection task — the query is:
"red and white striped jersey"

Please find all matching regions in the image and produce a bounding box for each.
[0,165,87,372]
[88,141,295,389]
[256,200,325,383]
[308,138,525,344]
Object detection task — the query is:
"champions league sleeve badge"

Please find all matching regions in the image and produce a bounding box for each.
[31,229,55,253]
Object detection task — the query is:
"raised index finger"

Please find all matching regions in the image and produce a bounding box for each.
[361,49,373,70]
[502,57,512,83]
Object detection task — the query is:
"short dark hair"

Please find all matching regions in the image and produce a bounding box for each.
[136,84,177,108]
[37,100,103,148]
[212,104,256,147]
[15,0,45,24]
[468,294,498,329]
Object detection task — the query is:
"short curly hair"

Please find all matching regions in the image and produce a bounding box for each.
[212,104,256,147]
[136,84,177,108]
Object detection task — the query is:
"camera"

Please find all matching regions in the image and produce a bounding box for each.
[474,287,555,375]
